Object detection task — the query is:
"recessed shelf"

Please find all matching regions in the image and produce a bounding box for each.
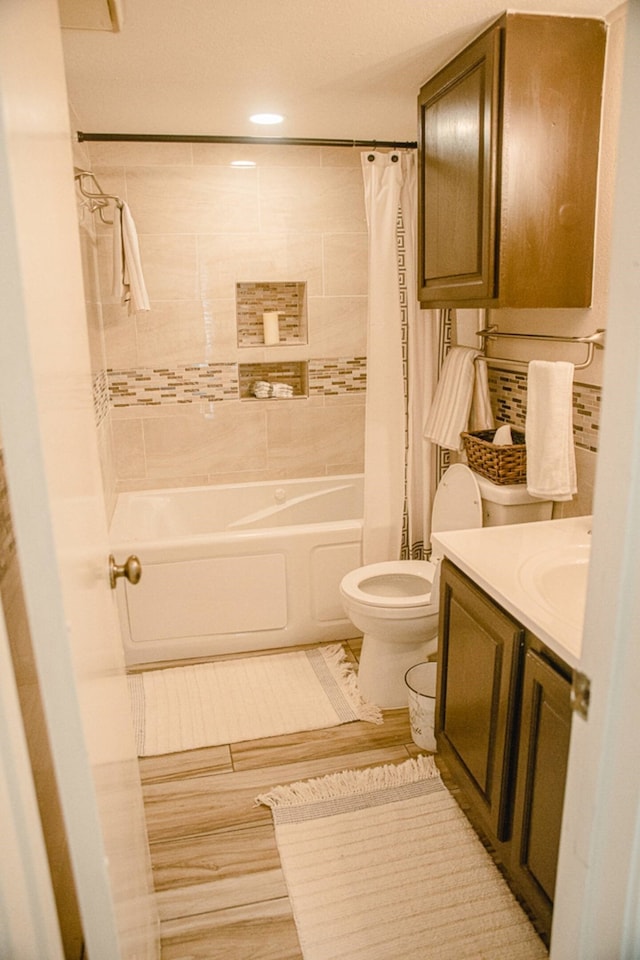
[236,281,308,347]
[238,362,308,400]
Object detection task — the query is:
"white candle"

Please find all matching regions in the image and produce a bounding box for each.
[262,311,280,346]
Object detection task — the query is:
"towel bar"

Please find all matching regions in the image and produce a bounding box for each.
[477,325,605,372]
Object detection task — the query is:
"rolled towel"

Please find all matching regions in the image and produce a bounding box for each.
[252,380,272,398]
[272,383,294,398]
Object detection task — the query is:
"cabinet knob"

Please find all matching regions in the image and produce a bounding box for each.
[109,554,142,589]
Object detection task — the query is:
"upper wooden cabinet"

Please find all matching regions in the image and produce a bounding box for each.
[417,14,606,308]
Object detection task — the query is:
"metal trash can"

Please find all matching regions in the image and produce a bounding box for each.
[405,661,437,752]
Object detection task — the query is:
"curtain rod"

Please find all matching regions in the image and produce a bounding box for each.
[76,131,418,149]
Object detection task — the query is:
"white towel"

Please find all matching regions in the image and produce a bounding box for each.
[423,347,494,451]
[112,202,150,315]
[525,360,577,501]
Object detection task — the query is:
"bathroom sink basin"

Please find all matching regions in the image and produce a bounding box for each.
[518,543,590,629]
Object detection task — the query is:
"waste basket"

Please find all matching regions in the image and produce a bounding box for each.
[405,661,437,752]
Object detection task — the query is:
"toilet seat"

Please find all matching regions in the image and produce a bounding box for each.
[340,465,483,612]
[340,560,435,609]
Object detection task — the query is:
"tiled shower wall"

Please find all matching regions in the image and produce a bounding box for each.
[74,134,603,517]
[81,139,368,495]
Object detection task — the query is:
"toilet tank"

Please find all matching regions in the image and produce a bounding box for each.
[472,472,553,527]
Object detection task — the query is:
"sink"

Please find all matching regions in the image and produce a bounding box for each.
[518,543,590,629]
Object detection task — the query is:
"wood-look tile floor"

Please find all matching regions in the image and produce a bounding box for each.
[136,638,425,959]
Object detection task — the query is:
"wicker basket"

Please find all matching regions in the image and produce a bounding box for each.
[462,428,527,485]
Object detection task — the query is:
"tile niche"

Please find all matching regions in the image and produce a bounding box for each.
[236,281,308,347]
[237,281,309,400]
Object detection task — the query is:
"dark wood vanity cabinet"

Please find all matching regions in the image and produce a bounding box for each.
[417,13,606,308]
[436,559,524,842]
[436,559,572,942]
[511,649,572,935]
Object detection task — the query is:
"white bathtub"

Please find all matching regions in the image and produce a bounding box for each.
[110,475,363,665]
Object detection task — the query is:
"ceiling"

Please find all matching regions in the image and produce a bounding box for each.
[60,0,617,142]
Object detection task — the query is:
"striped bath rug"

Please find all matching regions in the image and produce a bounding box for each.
[257,755,548,960]
[128,644,382,756]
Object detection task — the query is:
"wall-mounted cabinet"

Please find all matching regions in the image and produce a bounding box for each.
[436,559,572,943]
[418,14,606,308]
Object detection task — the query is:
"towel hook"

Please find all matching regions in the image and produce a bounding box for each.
[74,168,123,224]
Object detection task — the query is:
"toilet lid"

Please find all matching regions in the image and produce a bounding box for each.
[431,464,483,535]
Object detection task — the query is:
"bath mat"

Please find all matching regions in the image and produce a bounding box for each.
[257,755,548,960]
[128,644,382,756]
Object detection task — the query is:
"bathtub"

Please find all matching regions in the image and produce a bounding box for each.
[109,475,364,665]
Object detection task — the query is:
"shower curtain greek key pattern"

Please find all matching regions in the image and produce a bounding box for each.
[397,207,414,560]
[435,309,453,485]
[398,191,452,561]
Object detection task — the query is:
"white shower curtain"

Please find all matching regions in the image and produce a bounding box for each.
[361,151,438,564]
[400,155,439,561]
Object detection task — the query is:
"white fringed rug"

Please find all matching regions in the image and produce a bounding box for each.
[257,755,548,960]
[128,644,382,756]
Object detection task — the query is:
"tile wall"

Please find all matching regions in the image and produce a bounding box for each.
[80,140,368,495]
[74,126,118,519]
[75,135,601,517]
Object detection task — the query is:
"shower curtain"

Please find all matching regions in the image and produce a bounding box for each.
[360,151,439,564]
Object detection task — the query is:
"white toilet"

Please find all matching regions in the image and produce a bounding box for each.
[340,464,553,708]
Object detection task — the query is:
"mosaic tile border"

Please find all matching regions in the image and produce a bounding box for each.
[308,358,366,395]
[488,370,601,453]
[93,369,109,427]
[108,363,240,406]
[106,357,367,407]
[0,450,17,584]
[573,382,602,453]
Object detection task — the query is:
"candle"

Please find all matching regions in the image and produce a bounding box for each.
[262,311,280,346]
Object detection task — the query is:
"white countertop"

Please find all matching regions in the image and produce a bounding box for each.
[432,515,591,670]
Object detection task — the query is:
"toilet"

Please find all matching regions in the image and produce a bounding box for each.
[340,464,553,708]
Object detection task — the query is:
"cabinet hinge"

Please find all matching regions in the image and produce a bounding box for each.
[571,670,591,720]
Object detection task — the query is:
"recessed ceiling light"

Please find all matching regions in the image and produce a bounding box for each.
[230,160,256,167]
[249,113,284,125]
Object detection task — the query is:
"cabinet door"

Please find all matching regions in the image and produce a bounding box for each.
[417,26,501,304]
[511,649,572,939]
[437,562,523,841]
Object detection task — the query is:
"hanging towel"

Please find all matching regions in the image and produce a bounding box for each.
[423,347,494,451]
[112,202,150,315]
[525,360,577,501]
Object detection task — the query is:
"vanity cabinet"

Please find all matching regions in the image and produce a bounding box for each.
[417,13,606,308]
[436,559,524,843]
[436,559,572,942]
[511,649,572,934]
